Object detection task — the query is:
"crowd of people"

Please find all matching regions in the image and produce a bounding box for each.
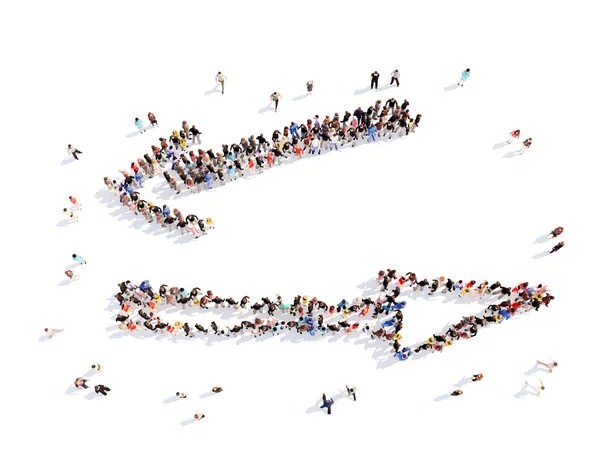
[107,98,422,203]
[109,267,554,361]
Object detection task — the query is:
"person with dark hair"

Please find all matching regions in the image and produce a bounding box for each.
[451,390,463,396]
[67,144,83,160]
[270,92,282,112]
[549,241,565,254]
[320,394,334,414]
[390,69,400,86]
[95,385,111,396]
[370,71,380,89]
[472,373,484,382]
[507,129,520,144]
[346,385,357,401]
[519,137,533,155]
[549,227,564,238]
[74,377,89,389]
[176,392,187,398]
[458,68,470,86]
[211,387,223,393]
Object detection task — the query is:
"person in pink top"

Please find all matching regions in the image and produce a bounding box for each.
[507,129,520,144]
[69,196,82,210]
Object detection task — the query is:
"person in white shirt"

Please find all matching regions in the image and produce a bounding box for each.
[525,379,545,396]
[215,72,227,94]
[536,359,558,373]
[91,364,103,372]
[63,208,78,221]
[390,69,400,86]
[45,327,64,338]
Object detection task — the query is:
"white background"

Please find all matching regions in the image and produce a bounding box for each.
[1,0,599,448]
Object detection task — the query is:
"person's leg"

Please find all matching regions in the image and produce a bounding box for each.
[395,77,399,86]
[221,81,224,94]
[275,99,279,111]
[390,78,394,85]
[371,80,374,89]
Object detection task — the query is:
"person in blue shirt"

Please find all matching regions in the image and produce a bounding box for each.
[367,124,378,142]
[162,205,170,218]
[204,171,213,190]
[290,122,300,140]
[134,117,145,133]
[320,394,334,415]
[72,254,86,265]
[458,68,470,86]
[134,170,143,188]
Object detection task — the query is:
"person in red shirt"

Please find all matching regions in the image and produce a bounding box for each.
[507,129,520,144]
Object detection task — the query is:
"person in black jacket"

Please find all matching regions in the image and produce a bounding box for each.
[95,385,111,396]
[370,71,380,89]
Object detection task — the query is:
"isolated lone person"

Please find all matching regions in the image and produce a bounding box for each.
[215,72,227,94]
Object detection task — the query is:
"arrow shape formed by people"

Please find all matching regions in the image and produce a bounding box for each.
[110,270,553,361]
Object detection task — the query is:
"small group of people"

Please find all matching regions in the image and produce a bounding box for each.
[103,173,215,238]
[449,372,483,397]
[320,385,357,415]
[74,364,110,396]
[369,70,401,89]
[546,226,565,254]
[506,129,534,155]
[62,196,82,222]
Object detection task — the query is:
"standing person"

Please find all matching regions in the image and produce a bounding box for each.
[450,390,463,396]
[536,359,558,373]
[548,226,564,238]
[194,413,205,420]
[320,393,334,415]
[548,241,565,254]
[94,385,111,396]
[472,373,484,382]
[148,112,158,127]
[67,144,83,160]
[211,387,223,393]
[190,125,202,144]
[215,72,227,94]
[65,269,79,280]
[519,137,532,154]
[74,378,89,389]
[134,118,145,133]
[346,385,357,401]
[72,253,87,265]
[182,121,191,140]
[390,69,400,86]
[63,208,78,222]
[306,80,313,95]
[525,379,545,396]
[370,71,380,89]
[507,129,520,144]
[270,92,282,112]
[91,364,103,372]
[458,68,470,86]
[68,196,82,210]
[206,217,215,229]
[44,327,64,338]
[176,392,187,398]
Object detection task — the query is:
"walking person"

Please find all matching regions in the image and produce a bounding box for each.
[68,196,82,210]
[270,92,282,112]
[211,386,223,393]
[74,377,89,389]
[215,72,227,94]
[72,253,87,265]
[450,390,463,396]
[176,392,187,398]
[390,69,400,86]
[458,68,470,86]
[507,129,520,144]
[190,125,202,144]
[91,364,103,372]
[346,385,357,401]
[67,144,83,160]
[182,121,191,140]
[371,71,380,89]
[63,208,78,222]
[94,385,111,396]
[45,327,64,338]
[548,227,564,238]
[525,379,545,396]
[65,269,79,280]
[320,393,334,414]
[519,137,532,154]
[134,117,145,134]
[306,80,313,95]
[548,241,565,254]
[472,373,484,382]
[147,112,158,127]
[536,359,558,373]
[194,413,205,420]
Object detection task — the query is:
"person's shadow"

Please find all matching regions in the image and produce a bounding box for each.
[293,94,307,102]
[444,84,459,92]
[353,86,371,95]
[503,151,520,158]
[258,103,274,114]
[534,234,550,244]
[524,362,544,376]
[125,130,142,138]
[492,141,508,150]
[61,157,75,165]
[204,85,220,95]
[454,376,471,387]
[532,251,550,259]
[163,395,179,404]
[514,384,535,399]
[434,393,450,401]
[180,418,196,426]
[199,391,215,399]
